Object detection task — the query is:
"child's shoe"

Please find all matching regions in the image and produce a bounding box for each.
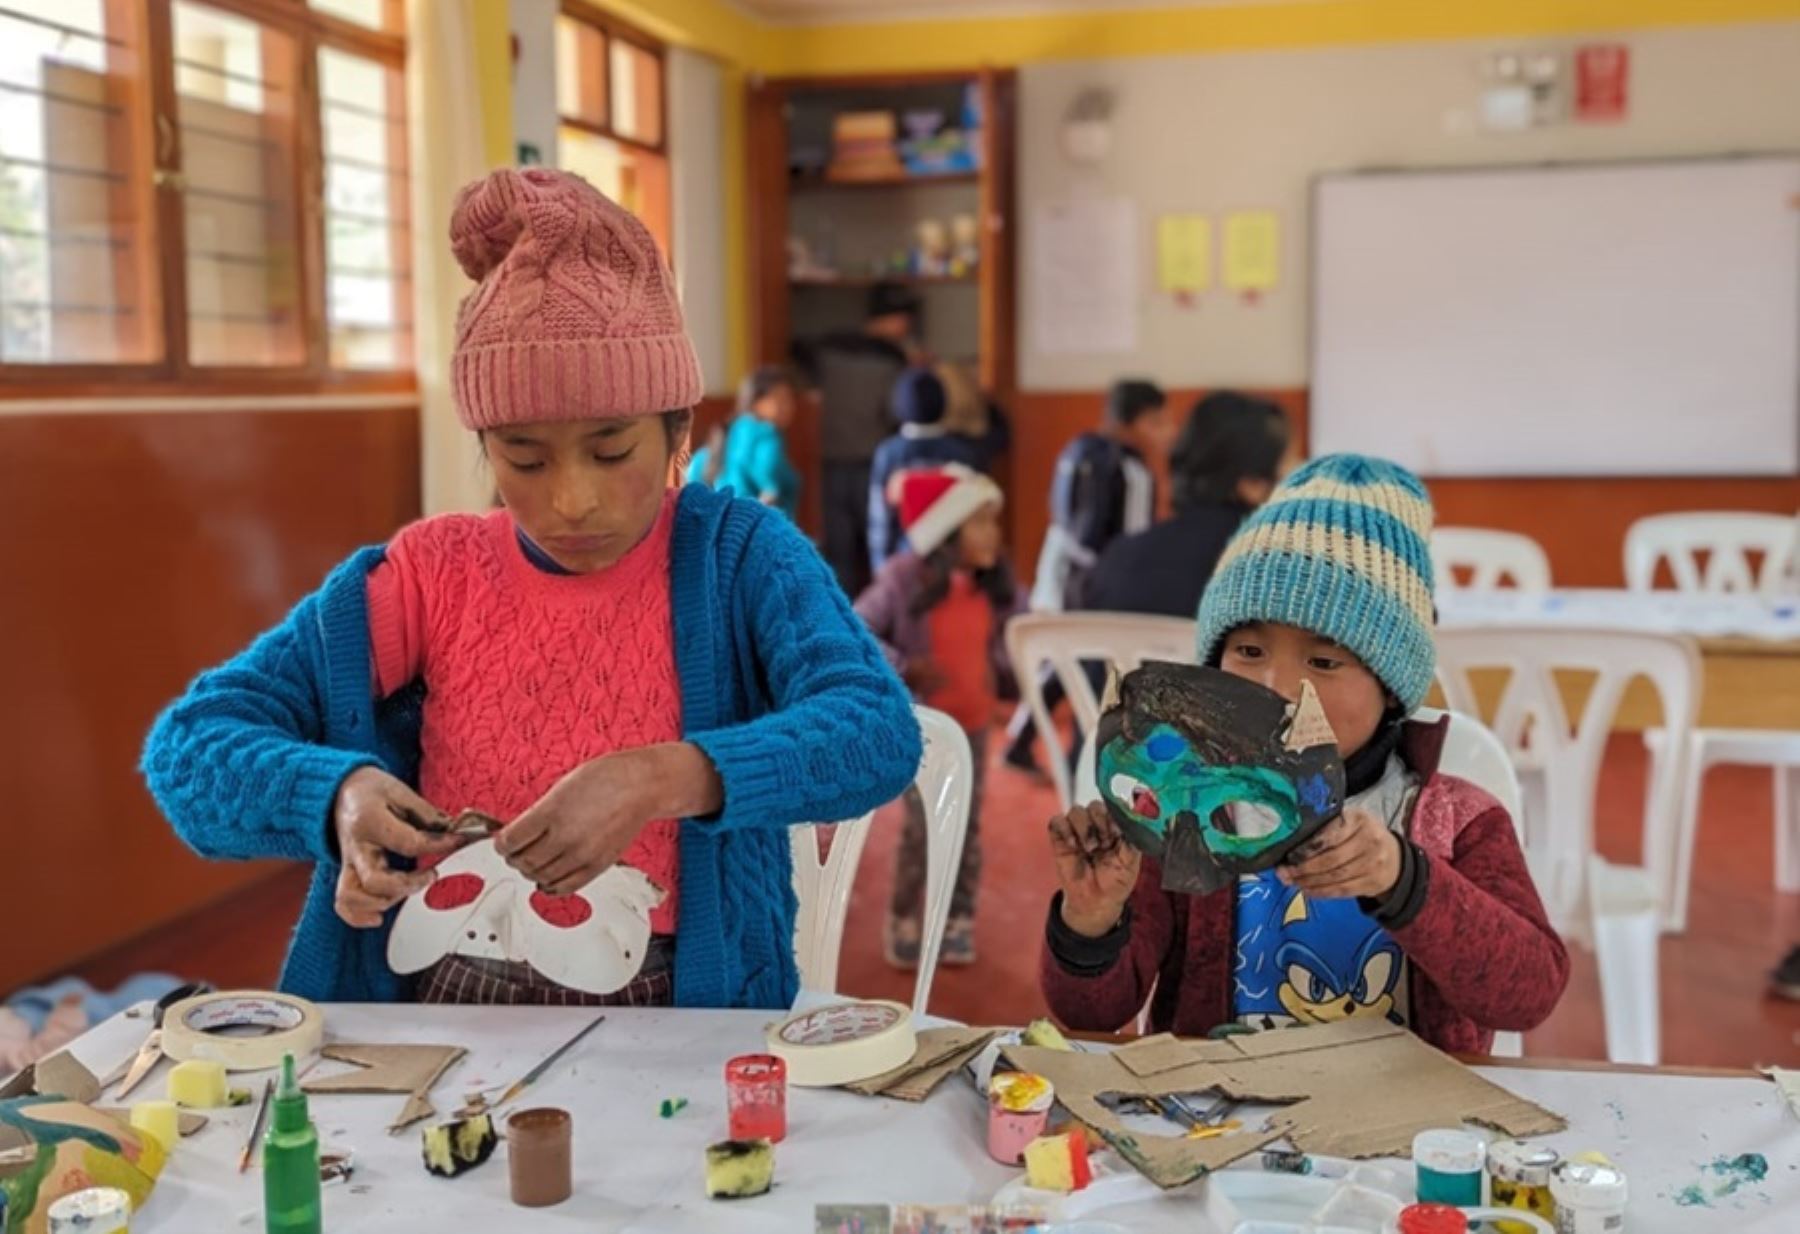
[941,916,977,967]
[883,914,921,970]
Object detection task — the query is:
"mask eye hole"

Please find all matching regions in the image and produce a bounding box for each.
[529,890,594,929]
[1108,773,1160,820]
[424,873,483,910]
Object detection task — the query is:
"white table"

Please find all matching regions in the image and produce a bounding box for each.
[54,1005,1800,1232]
[1436,587,1800,642]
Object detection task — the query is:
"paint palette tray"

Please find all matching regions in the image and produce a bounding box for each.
[994,1152,1415,1234]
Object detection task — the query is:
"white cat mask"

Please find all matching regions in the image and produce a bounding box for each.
[388,839,666,995]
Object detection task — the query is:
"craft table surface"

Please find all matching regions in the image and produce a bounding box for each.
[59,1005,1798,1233]
[1434,587,1800,732]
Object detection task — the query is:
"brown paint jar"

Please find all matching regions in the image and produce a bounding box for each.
[506,1107,573,1207]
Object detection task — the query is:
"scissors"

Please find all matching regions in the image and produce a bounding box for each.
[110,981,212,1099]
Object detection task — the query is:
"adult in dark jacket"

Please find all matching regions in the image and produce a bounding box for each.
[794,282,921,596]
[1081,391,1291,617]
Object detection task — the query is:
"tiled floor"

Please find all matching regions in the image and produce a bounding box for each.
[67,736,1800,1068]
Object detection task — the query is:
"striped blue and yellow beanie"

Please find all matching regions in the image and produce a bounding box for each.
[1195,453,1436,711]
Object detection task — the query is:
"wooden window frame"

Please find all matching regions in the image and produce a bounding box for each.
[556,2,666,159]
[0,0,412,397]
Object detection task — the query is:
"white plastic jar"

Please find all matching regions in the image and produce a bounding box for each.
[1550,1160,1628,1234]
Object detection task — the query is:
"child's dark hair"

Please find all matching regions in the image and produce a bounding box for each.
[1170,392,1288,511]
[478,408,693,454]
[738,365,796,411]
[909,539,1016,618]
[1105,379,1166,427]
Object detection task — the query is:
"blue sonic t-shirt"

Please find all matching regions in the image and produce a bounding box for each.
[1233,756,1417,1031]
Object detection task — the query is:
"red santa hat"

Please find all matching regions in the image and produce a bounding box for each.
[899,464,1004,557]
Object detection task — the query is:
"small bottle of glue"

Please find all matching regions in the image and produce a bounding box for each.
[263,1053,322,1234]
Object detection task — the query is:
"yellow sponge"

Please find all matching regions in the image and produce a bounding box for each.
[1024,1127,1093,1193]
[167,1060,228,1109]
[705,1139,774,1200]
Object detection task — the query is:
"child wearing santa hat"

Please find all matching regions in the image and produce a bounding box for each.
[855,465,1021,969]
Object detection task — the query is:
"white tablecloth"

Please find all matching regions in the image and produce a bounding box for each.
[52,1005,1800,1232]
[1436,588,1800,643]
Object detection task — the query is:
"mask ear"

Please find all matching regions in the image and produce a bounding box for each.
[1283,680,1336,751]
[1100,664,1123,713]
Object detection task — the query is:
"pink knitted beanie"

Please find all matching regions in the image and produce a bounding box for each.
[448,167,703,429]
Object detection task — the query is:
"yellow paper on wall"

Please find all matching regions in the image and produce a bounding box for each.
[1223,210,1280,292]
[1156,214,1212,294]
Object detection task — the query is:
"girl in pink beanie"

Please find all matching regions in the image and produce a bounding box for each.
[144,169,922,1009]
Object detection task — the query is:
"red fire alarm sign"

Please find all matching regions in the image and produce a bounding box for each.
[1575,44,1629,122]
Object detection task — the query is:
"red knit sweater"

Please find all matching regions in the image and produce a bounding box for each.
[366,494,683,934]
[1040,718,1569,1053]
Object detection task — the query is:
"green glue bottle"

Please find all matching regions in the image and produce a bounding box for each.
[263,1053,322,1234]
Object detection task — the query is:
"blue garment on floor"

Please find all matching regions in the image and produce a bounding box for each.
[6,975,185,1032]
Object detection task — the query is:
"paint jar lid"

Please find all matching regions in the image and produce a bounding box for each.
[1397,1202,1469,1234]
[1412,1128,1487,1174]
[46,1187,131,1234]
[1489,1138,1561,1186]
[1550,1161,1629,1208]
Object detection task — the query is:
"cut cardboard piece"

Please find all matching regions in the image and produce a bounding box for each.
[845,1027,999,1101]
[10,1052,103,1105]
[302,1043,466,1132]
[1002,1018,1565,1190]
[97,1107,209,1137]
[1096,664,1345,896]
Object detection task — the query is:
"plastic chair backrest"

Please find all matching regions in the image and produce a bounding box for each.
[1431,528,1553,593]
[1414,706,1524,841]
[1623,511,1800,595]
[1006,612,1199,810]
[1434,627,1701,933]
[789,706,974,1015]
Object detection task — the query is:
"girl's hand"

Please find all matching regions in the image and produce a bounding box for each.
[1278,807,1402,900]
[497,744,723,897]
[1048,802,1142,938]
[331,767,465,928]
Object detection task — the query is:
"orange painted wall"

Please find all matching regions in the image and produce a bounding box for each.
[1005,388,1799,590]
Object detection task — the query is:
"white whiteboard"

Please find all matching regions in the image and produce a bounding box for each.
[1311,157,1800,476]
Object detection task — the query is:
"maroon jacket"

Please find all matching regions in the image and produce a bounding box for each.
[853,550,1021,697]
[1040,718,1570,1054]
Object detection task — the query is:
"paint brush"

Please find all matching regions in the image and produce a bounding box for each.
[495,1013,606,1108]
[239,1078,274,1173]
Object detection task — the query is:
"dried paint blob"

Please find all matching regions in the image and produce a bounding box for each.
[1673,1153,1770,1207]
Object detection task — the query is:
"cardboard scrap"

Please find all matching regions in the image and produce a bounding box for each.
[302,1043,466,1133]
[19,1053,102,1105]
[97,1108,209,1137]
[1002,1017,1565,1190]
[846,1027,999,1102]
[1761,1066,1800,1120]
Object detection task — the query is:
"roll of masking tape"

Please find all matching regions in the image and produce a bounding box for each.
[161,991,324,1072]
[765,1000,916,1088]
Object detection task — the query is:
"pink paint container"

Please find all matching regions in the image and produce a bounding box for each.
[987,1072,1054,1165]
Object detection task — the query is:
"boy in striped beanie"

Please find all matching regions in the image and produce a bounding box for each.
[1040,454,1569,1054]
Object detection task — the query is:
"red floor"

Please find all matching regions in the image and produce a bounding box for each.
[66,736,1800,1068]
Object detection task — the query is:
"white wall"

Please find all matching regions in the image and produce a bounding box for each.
[1017,21,1800,391]
[668,47,730,396]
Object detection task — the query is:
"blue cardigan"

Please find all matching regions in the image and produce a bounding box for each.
[140,485,922,1008]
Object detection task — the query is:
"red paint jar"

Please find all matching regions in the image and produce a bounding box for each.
[1398,1203,1469,1234]
[725,1054,787,1143]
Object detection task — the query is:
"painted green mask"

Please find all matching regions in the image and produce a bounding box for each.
[1096,662,1345,895]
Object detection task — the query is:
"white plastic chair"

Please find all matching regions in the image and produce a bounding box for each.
[1624,511,1799,595]
[1626,511,1800,929]
[1006,612,1199,811]
[1436,627,1702,1065]
[1431,528,1553,593]
[789,706,974,1015]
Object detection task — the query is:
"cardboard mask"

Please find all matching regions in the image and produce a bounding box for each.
[1096,662,1344,895]
[388,839,666,995]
